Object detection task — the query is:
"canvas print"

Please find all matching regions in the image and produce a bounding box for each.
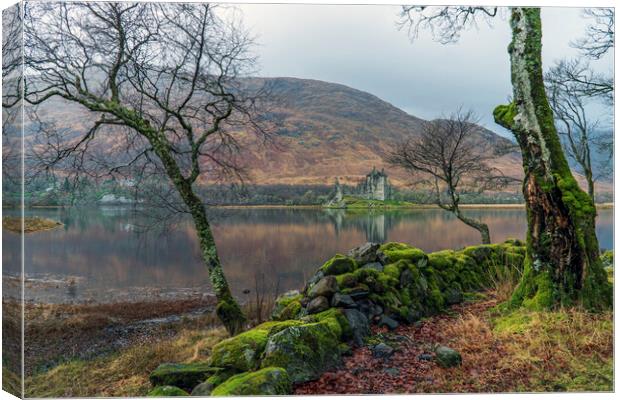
[1,1,614,397]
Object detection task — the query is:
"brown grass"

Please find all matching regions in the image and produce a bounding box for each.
[425,302,613,393]
[24,326,227,397]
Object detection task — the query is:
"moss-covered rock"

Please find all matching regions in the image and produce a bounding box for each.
[301,307,351,340]
[210,367,292,396]
[308,276,339,299]
[146,386,189,396]
[435,346,462,368]
[149,362,219,392]
[261,322,341,383]
[378,242,427,264]
[271,290,303,321]
[209,327,270,371]
[321,254,357,275]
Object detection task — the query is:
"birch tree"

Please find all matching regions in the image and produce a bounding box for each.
[401,6,612,310]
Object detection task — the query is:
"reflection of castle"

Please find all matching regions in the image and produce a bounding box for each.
[325,208,390,243]
[356,167,392,201]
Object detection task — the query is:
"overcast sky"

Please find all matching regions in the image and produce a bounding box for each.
[231,4,613,137]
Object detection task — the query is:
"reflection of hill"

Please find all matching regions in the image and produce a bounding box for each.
[8,207,613,302]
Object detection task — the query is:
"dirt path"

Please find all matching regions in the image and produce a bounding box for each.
[295,294,520,394]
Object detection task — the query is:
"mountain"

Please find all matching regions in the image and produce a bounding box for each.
[234,77,523,188]
[26,76,611,195]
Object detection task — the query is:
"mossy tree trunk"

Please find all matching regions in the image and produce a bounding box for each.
[117,105,247,335]
[493,8,611,310]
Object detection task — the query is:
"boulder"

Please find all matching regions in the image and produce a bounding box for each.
[209,328,270,371]
[321,255,357,276]
[346,287,370,301]
[348,242,380,264]
[149,362,220,391]
[342,308,370,347]
[211,367,292,396]
[357,299,382,319]
[190,381,214,396]
[271,290,302,320]
[372,343,394,359]
[306,296,330,314]
[331,293,356,308]
[418,353,433,362]
[308,276,339,299]
[261,322,341,383]
[147,386,189,396]
[307,270,325,287]
[378,315,399,331]
[435,346,462,368]
[361,262,384,272]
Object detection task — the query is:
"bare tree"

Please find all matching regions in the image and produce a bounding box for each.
[545,59,613,201]
[572,8,614,60]
[23,2,271,335]
[400,7,611,311]
[387,109,510,244]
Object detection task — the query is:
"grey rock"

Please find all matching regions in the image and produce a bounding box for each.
[384,367,400,377]
[377,251,389,265]
[306,296,330,314]
[307,271,324,287]
[418,353,433,362]
[361,262,384,272]
[308,276,339,299]
[372,343,394,359]
[191,382,214,396]
[357,299,381,318]
[399,269,413,288]
[348,288,370,301]
[435,346,462,368]
[331,293,356,308]
[348,242,380,264]
[445,288,463,305]
[378,315,399,330]
[342,309,371,347]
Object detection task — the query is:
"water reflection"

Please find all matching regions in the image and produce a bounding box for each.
[2,206,613,302]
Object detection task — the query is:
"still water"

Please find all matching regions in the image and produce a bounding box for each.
[3,206,614,302]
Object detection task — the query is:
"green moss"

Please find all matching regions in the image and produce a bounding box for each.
[146,386,189,396]
[335,272,358,288]
[254,320,305,336]
[148,362,219,391]
[321,254,357,275]
[209,327,270,371]
[493,102,517,130]
[260,322,341,383]
[271,292,303,321]
[302,308,351,340]
[277,301,302,321]
[379,242,426,264]
[493,310,534,334]
[211,367,292,396]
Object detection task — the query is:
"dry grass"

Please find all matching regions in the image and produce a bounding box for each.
[427,301,613,393]
[24,326,227,397]
[2,216,63,233]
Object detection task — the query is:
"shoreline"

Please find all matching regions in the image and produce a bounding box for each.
[7,202,612,210]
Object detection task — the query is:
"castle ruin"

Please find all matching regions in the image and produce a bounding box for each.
[356,167,392,201]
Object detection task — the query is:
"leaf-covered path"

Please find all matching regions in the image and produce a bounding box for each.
[295,294,521,394]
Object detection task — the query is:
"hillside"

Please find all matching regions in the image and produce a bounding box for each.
[26,77,611,195]
[233,77,523,188]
